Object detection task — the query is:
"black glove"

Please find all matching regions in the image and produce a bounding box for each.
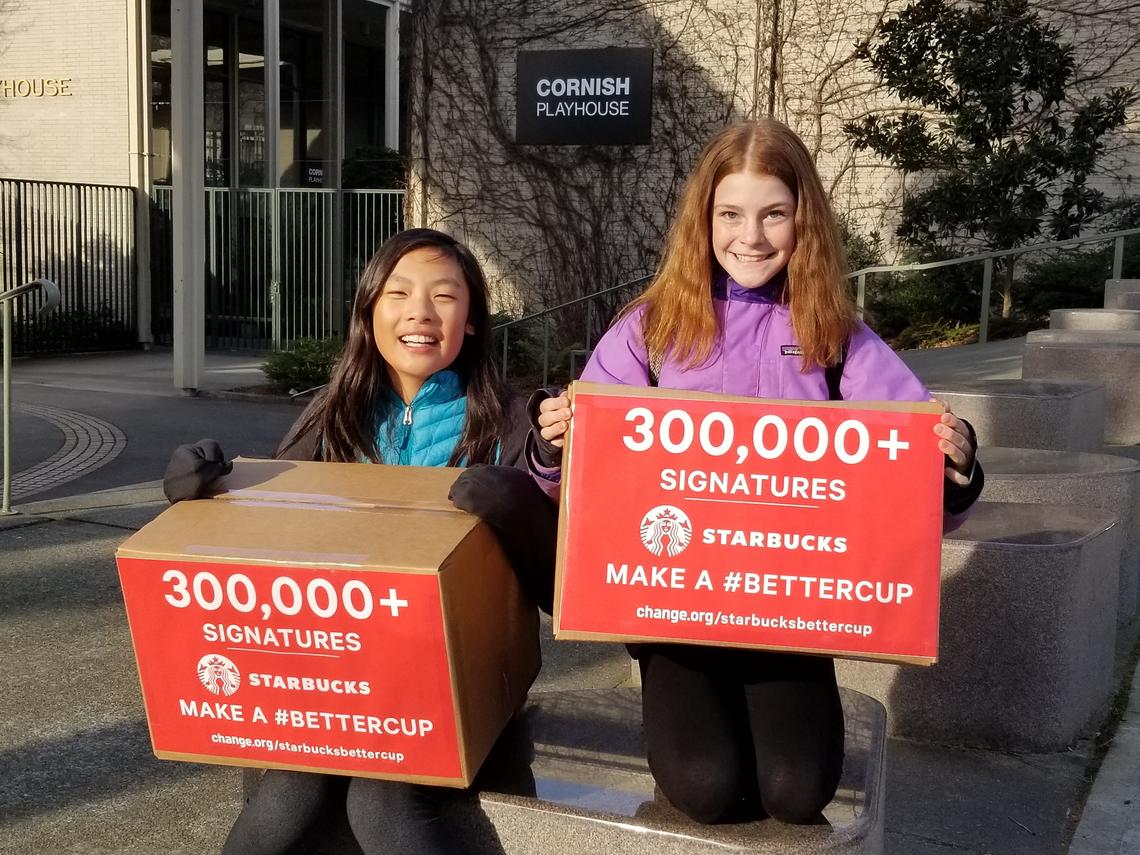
[526,387,564,468]
[163,439,233,503]
[449,464,558,615]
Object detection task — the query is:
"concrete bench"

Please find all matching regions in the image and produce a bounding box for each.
[1104,279,1140,309]
[1050,308,1140,331]
[254,687,886,854]
[928,379,1105,452]
[1022,330,1140,444]
[978,446,1140,626]
[837,501,1120,752]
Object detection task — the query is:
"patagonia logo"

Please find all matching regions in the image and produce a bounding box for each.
[780,345,803,356]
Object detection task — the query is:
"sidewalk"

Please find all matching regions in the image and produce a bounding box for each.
[1,341,1136,854]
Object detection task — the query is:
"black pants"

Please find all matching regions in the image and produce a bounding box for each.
[638,644,844,825]
[221,717,536,855]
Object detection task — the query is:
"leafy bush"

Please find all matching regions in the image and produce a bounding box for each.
[489,311,585,389]
[262,337,343,393]
[16,303,135,355]
[891,320,978,350]
[1020,249,1112,321]
[838,214,886,273]
[863,250,985,341]
[341,146,407,190]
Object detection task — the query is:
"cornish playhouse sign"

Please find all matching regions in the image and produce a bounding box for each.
[515,47,653,146]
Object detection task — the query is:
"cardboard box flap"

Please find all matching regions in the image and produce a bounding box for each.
[213,458,466,511]
[116,499,481,571]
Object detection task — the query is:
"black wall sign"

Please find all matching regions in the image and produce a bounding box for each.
[516,47,653,146]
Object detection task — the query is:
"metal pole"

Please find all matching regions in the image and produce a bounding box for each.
[2,299,12,514]
[856,273,866,317]
[979,257,993,345]
[171,0,206,391]
[1113,236,1125,281]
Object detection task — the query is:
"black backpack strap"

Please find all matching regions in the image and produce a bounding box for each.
[825,341,849,401]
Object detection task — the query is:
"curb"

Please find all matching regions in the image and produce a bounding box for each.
[198,389,312,406]
[14,482,166,515]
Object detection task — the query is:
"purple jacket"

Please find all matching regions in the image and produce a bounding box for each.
[531,276,973,529]
[581,277,927,401]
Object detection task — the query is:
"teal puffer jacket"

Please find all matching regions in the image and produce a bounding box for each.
[375,370,469,466]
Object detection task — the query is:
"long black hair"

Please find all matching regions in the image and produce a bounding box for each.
[280,228,509,465]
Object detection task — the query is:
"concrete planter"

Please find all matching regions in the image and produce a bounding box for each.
[1050,308,1140,331]
[1104,279,1140,309]
[837,502,1119,751]
[1022,330,1140,444]
[980,446,1140,626]
[1117,293,1140,310]
[930,379,1105,452]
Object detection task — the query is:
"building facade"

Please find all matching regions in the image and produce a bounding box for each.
[1,1,1136,384]
[405,0,1139,319]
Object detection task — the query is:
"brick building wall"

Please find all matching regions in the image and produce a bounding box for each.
[0,0,132,186]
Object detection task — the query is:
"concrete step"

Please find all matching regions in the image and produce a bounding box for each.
[838,501,1120,751]
[255,686,886,853]
[466,686,885,854]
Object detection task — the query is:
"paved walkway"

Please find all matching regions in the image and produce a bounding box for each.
[2,339,1137,854]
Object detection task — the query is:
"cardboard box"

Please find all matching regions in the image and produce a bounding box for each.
[553,381,944,664]
[116,459,540,787]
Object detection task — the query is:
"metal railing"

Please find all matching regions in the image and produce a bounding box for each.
[495,228,1139,384]
[0,179,137,355]
[850,227,1140,344]
[151,186,405,351]
[2,279,60,514]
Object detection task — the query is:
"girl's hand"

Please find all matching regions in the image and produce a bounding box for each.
[931,399,976,485]
[536,393,573,449]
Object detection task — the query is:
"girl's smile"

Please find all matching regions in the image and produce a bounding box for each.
[711,171,797,289]
[373,247,475,402]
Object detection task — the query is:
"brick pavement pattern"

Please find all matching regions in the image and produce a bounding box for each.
[11,403,126,500]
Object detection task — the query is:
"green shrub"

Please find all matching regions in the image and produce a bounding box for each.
[891,320,978,350]
[491,311,567,389]
[838,214,886,273]
[262,337,343,393]
[341,146,407,190]
[16,303,135,355]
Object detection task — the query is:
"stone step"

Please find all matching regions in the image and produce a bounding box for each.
[838,501,1120,752]
[929,378,1105,452]
[979,445,1140,626]
[1022,330,1140,444]
[461,687,885,854]
[1104,278,1140,309]
[254,687,886,854]
[1050,308,1140,331]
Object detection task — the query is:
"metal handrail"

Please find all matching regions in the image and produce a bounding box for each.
[2,279,61,513]
[494,227,1138,383]
[850,227,1140,343]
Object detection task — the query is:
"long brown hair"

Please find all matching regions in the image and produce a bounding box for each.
[280,229,509,464]
[633,119,858,370]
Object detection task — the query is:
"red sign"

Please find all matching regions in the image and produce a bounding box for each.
[117,559,463,780]
[554,383,944,663]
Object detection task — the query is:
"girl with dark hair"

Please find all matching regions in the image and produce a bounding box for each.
[164,228,556,854]
[529,120,983,826]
